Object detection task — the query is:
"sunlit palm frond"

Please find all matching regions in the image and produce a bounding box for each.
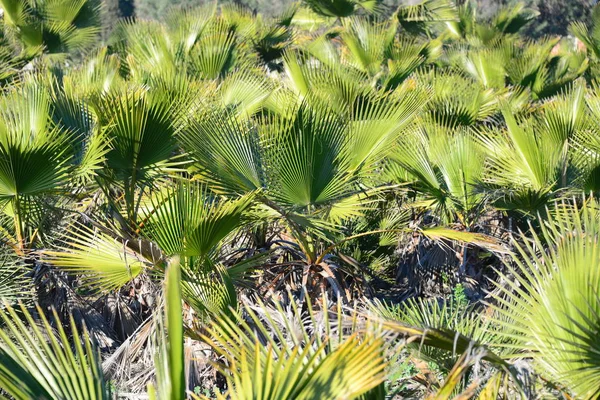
[302,0,381,19]
[93,87,182,179]
[382,37,433,90]
[62,47,122,96]
[166,5,216,57]
[0,0,101,57]
[570,4,600,60]
[396,0,458,36]
[0,303,110,399]
[290,6,336,31]
[49,86,110,185]
[180,107,265,196]
[45,223,148,292]
[390,124,487,226]
[418,70,497,128]
[0,83,76,249]
[264,101,353,208]
[202,294,388,399]
[188,19,241,80]
[340,17,395,77]
[491,2,538,35]
[140,181,253,260]
[490,197,600,398]
[181,262,237,323]
[218,70,275,118]
[372,296,510,373]
[92,86,184,222]
[212,334,386,400]
[0,250,34,302]
[475,107,566,213]
[451,48,506,89]
[282,50,372,109]
[346,85,429,174]
[150,257,185,400]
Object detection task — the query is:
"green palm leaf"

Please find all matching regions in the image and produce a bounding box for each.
[118,20,177,80]
[264,101,352,207]
[372,296,511,373]
[94,88,181,179]
[141,182,252,260]
[181,262,238,323]
[0,251,34,302]
[201,295,388,400]
[165,257,185,400]
[188,20,239,80]
[346,89,428,173]
[492,2,537,34]
[340,17,394,76]
[0,303,109,399]
[302,0,381,19]
[219,71,275,118]
[396,0,457,35]
[211,334,386,400]
[0,0,100,57]
[570,4,600,60]
[0,84,75,248]
[180,107,265,196]
[92,87,184,222]
[475,106,564,213]
[490,197,600,398]
[390,124,486,226]
[45,223,147,292]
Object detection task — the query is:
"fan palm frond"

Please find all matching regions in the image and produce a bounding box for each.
[0,0,101,57]
[0,303,110,399]
[188,17,255,81]
[340,17,395,77]
[201,294,388,400]
[390,124,486,226]
[492,2,538,35]
[475,107,565,214]
[180,107,265,196]
[263,101,352,208]
[302,0,381,19]
[0,83,76,250]
[570,4,600,60]
[491,197,600,398]
[92,86,185,222]
[45,223,148,292]
[396,0,458,36]
[372,296,510,373]
[140,182,253,260]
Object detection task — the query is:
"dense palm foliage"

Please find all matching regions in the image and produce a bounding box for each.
[0,0,599,398]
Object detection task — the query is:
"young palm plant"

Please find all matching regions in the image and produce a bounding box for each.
[0,80,104,255]
[177,85,499,300]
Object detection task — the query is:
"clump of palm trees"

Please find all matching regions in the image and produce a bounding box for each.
[0,0,598,398]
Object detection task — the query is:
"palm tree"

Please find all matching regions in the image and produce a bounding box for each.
[178,87,437,297]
